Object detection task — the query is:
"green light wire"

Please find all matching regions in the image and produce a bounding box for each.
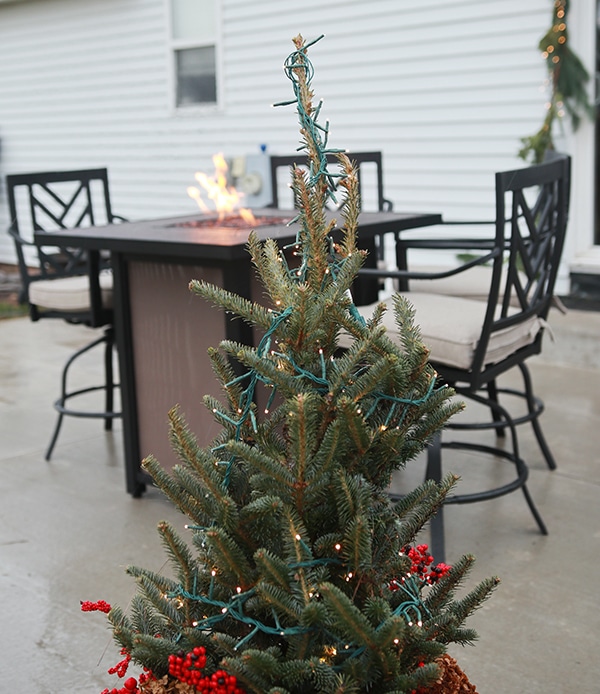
[275,34,346,205]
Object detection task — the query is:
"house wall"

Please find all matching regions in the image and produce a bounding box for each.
[0,0,595,292]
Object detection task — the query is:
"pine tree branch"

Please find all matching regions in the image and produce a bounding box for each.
[225,439,295,492]
[319,582,377,650]
[204,527,256,590]
[156,520,197,592]
[190,279,273,330]
[254,548,293,591]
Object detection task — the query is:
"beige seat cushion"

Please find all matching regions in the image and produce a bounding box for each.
[29,271,113,312]
[345,292,543,370]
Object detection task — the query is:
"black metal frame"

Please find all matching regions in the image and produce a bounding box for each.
[6,168,125,460]
[364,156,571,560]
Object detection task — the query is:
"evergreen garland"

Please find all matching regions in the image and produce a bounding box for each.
[519,0,596,163]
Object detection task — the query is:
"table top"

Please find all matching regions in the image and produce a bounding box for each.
[34,208,442,262]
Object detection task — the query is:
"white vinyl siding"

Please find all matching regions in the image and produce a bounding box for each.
[0,0,594,286]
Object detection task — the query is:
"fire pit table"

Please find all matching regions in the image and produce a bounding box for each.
[36,208,441,495]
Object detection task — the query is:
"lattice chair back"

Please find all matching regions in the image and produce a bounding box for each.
[269,151,393,213]
[7,168,124,322]
[8,168,114,275]
[499,160,568,317]
[468,156,570,380]
[269,152,393,306]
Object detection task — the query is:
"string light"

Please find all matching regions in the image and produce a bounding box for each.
[167,583,314,651]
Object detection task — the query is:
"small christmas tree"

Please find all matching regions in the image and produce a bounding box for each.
[88,35,498,694]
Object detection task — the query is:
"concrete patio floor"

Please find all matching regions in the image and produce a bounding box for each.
[0,312,599,693]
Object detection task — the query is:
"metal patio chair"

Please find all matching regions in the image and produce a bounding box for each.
[7,168,125,460]
[389,153,571,473]
[354,155,570,559]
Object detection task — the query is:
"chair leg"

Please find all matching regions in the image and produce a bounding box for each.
[517,362,557,470]
[521,483,548,536]
[45,331,120,460]
[46,334,106,460]
[45,410,65,462]
[487,379,506,438]
[104,327,115,432]
[428,388,548,555]
[473,390,548,536]
[425,431,446,564]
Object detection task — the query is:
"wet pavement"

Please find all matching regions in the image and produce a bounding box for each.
[0,313,599,693]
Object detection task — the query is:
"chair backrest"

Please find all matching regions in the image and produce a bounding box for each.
[472,155,570,378]
[542,149,571,218]
[7,168,115,290]
[269,151,392,212]
[6,168,119,323]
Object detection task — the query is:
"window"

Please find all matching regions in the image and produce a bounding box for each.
[170,0,219,108]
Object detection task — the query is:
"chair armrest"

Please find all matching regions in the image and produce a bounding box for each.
[395,219,495,243]
[395,237,496,251]
[8,227,35,247]
[393,220,499,286]
[395,218,495,246]
[442,220,494,226]
[358,247,501,281]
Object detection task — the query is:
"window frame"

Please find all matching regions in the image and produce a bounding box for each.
[166,0,223,114]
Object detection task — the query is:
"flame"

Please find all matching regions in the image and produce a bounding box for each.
[187,153,257,225]
[239,208,257,225]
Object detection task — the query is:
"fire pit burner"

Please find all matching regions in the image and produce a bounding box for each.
[173,215,292,230]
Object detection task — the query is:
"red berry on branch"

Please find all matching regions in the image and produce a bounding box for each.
[80,599,112,613]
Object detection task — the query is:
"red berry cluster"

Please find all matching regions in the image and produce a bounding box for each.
[168,647,246,693]
[402,544,452,585]
[99,668,154,694]
[168,646,207,686]
[81,599,112,613]
[98,646,156,694]
[100,676,139,694]
[108,648,132,678]
[82,599,244,694]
